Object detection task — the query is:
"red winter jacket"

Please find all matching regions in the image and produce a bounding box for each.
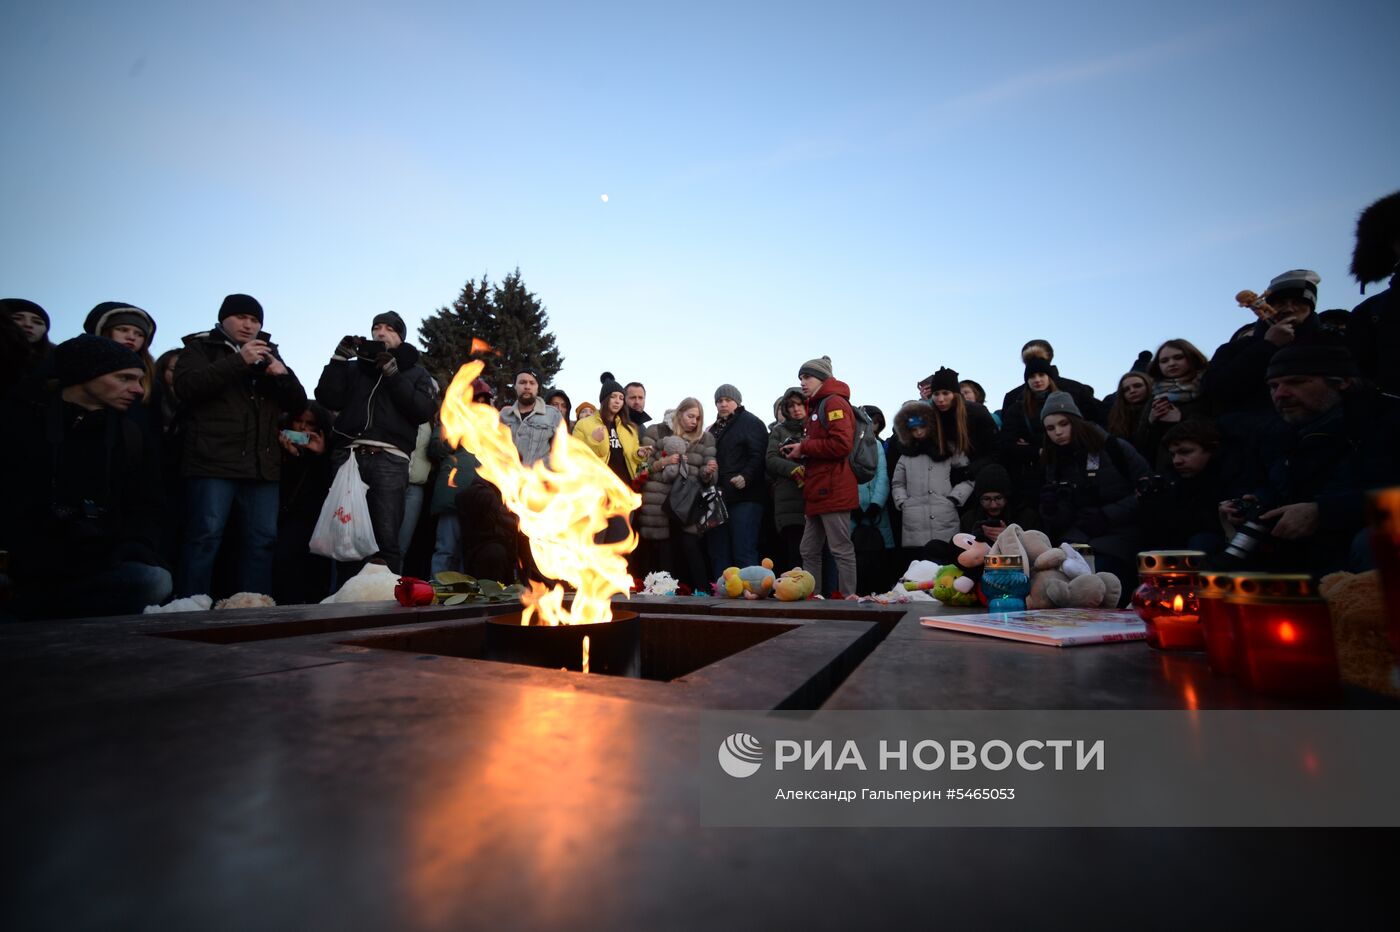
[800,377,859,516]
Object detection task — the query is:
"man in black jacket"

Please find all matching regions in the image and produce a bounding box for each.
[316,311,436,574]
[706,383,768,573]
[175,294,306,597]
[2,336,171,617]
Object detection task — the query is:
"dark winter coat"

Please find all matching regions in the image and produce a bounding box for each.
[429,422,482,517]
[799,378,859,516]
[316,343,436,455]
[1,389,166,586]
[766,390,807,533]
[1040,431,1151,564]
[638,413,717,540]
[1202,314,1345,415]
[1348,278,1399,395]
[174,326,307,481]
[709,405,768,507]
[1138,456,1237,552]
[1001,370,1101,429]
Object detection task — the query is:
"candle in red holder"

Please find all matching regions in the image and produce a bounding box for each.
[1229,574,1340,698]
[1367,488,1400,662]
[1199,570,1244,675]
[1132,551,1206,650]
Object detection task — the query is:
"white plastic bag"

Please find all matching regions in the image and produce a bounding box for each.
[308,453,380,561]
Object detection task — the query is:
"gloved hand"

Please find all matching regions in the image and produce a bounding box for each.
[1075,507,1109,537]
[376,352,399,378]
[864,503,881,522]
[334,335,359,360]
[850,508,864,521]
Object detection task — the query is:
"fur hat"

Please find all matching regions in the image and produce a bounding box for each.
[53,334,143,388]
[599,371,626,404]
[893,399,936,446]
[1265,269,1321,308]
[85,302,156,344]
[218,293,264,324]
[1351,190,1400,289]
[2,298,50,332]
[714,383,742,405]
[930,366,959,393]
[1265,345,1361,380]
[1039,391,1081,422]
[372,310,407,341]
[1024,357,1054,380]
[798,356,833,381]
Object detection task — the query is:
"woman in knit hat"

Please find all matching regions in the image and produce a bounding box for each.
[3,297,54,381]
[84,301,158,404]
[1039,390,1151,599]
[573,373,652,484]
[926,366,998,476]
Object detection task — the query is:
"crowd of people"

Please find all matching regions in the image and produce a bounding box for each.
[3,190,1398,619]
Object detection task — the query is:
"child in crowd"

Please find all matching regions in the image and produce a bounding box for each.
[1137,419,1235,556]
[891,399,972,563]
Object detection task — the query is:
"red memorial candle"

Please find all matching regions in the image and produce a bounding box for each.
[1199,570,1243,676]
[1227,574,1340,698]
[1133,551,1205,651]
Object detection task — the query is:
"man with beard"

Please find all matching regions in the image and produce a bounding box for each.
[500,365,562,466]
[624,381,651,430]
[316,311,436,574]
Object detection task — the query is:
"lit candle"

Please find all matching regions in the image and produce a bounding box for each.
[1133,551,1206,651]
[982,553,1030,612]
[1230,575,1339,698]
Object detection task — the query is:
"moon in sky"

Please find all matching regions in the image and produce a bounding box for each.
[600,194,609,202]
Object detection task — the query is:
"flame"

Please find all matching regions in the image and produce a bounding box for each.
[440,360,640,626]
[1277,621,1298,643]
[447,466,459,489]
[1171,594,1184,613]
[469,337,498,356]
[582,635,590,674]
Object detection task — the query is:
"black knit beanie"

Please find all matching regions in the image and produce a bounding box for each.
[54,334,144,388]
[599,371,626,403]
[219,293,265,324]
[1024,357,1054,380]
[931,366,960,393]
[372,310,407,341]
[2,298,49,331]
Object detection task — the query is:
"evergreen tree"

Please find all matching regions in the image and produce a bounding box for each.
[418,269,563,399]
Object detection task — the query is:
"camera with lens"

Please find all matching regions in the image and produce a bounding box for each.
[355,338,388,361]
[1136,474,1171,496]
[1221,498,1276,565]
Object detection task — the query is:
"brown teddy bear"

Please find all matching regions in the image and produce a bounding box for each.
[987,524,1123,610]
[1320,570,1398,698]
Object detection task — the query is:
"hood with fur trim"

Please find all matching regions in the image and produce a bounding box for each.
[1352,189,1400,289]
[892,399,936,448]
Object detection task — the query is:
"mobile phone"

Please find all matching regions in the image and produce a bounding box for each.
[281,429,310,446]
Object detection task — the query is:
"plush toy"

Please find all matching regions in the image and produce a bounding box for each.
[952,532,991,570]
[214,592,277,610]
[988,524,1123,610]
[1320,570,1398,698]
[774,567,816,601]
[716,558,776,599]
[931,564,979,606]
[321,563,399,603]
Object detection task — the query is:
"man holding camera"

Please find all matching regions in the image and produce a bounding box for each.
[175,294,306,597]
[1218,345,1400,574]
[316,311,437,574]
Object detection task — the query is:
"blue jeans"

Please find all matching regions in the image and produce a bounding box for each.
[181,478,279,597]
[14,561,172,619]
[399,483,426,559]
[706,500,762,576]
[331,446,410,574]
[431,513,461,577]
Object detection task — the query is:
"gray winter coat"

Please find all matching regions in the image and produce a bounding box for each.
[638,412,717,540]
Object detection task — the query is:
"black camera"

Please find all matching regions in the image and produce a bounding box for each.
[1221,499,1276,564]
[355,338,388,361]
[1136,474,1170,496]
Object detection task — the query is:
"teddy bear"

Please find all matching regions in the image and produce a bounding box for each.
[774,567,816,601]
[1320,570,1398,698]
[716,558,776,599]
[987,524,1122,610]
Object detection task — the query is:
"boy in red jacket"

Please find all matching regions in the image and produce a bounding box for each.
[782,356,858,596]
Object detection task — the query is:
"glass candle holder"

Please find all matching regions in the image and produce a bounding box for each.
[1367,488,1400,663]
[1199,570,1243,675]
[1228,574,1340,698]
[1133,551,1206,650]
[982,554,1030,612]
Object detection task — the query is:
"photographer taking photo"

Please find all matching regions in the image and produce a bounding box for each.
[315,311,436,574]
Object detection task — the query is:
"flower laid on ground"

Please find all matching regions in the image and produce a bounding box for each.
[394,572,526,607]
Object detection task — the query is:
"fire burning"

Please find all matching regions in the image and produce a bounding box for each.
[439,360,640,626]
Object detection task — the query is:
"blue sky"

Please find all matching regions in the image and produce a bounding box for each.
[3,0,1397,424]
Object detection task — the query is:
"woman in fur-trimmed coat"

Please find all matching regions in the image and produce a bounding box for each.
[639,398,717,588]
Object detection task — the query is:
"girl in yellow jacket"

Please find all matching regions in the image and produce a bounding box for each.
[572,373,653,484]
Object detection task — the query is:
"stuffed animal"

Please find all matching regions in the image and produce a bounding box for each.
[774,567,816,601]
[1320,570,1398,698]
[716,558,776,599]
[214,592,277,610]
[321,563,399,603]
[988,524,1123,610]
[931,564,979,606]
[952,532,991,570]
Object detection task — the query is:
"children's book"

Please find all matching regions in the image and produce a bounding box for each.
[919,607,1147,647]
